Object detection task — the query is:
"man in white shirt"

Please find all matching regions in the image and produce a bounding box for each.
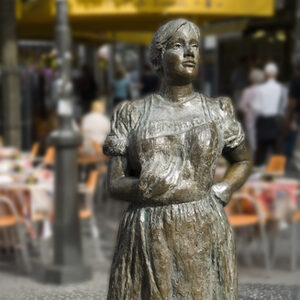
[81,99,110,156]
[252,62,287,166]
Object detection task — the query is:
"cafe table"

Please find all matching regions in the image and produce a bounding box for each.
[0,168,54,239]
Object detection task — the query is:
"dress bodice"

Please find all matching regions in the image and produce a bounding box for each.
[104,93,244,204]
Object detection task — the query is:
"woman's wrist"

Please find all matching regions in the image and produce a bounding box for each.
[211,182,232,206]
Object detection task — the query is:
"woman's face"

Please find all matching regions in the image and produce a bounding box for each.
[162,24,200,84]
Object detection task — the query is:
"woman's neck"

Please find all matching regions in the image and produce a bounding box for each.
[159,82,195,103]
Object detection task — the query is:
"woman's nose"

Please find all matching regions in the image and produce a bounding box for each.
[184,45,194,57]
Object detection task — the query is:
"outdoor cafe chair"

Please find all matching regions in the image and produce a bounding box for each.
[0,195,31,274]
[11,188,53,264]
[42,146,55,165]
[18,169,103,265]
[30,142,40,159]
[77,140,108,181]
[91,141,108,162]
[227,193,271,274]
[41,145,104,182]
[264,155,286,177]
[21,169,103,264]
[43,143,107,167]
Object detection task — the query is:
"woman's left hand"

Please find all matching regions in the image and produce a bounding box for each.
[211,182,232,206]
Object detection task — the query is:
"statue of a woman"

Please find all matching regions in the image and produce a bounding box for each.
[104,19,252,300]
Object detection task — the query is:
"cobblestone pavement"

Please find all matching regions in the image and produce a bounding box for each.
[0,271,108,300]
[0,271,299,300]
[0,199,299,299]
[239,284,300,300]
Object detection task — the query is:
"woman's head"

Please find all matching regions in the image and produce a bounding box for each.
[91,99,106,114]
[150,19,201,82]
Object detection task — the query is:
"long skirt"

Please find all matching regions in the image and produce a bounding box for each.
[107,196,237,300]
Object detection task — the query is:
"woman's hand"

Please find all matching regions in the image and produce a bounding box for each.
[211,182,232,206]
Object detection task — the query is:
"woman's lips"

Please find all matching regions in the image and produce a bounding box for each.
[182,61,195,67]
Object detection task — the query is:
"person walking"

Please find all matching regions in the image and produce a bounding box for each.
[111,66,131,107]
[238,68,265,154]
[253,62,287,166]
[80,99,110,156]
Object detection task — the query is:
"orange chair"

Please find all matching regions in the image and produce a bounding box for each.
[0,195,31,273]
[78,141,108,183]
[265,155,286,176]
[44,146,103,166]
[43,147,55,165]
[78,141,102,165]
[91,141,102,156]
[227,193,270,273]
[30,142,40,159]
[77,140,99,176]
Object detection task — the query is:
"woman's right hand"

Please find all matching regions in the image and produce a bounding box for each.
[138,171,170,199]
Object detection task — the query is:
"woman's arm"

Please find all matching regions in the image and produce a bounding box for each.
[212,142,253,206]
[107,156,140,202]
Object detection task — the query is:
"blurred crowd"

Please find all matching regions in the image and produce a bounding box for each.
[7,46,300,169]
[11,48,160,154]
[232,60,300,167]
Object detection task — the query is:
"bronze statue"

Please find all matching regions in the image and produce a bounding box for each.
[104,18,252,300]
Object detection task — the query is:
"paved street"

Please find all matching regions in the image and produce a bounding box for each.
[0,199,299,299]
[0,270,299,300]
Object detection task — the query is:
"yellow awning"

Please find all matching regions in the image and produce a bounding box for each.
[18,0,274,19]
[69,0,273,16]
[17,0,274,43]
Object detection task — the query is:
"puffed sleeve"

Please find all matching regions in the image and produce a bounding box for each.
[103,101,138,156]
[219,97,245,150]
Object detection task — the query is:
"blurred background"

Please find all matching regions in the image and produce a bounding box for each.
[0,0,300,299]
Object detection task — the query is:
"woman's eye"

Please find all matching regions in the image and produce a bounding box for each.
[173,43,182,49]
[192,44,199,49]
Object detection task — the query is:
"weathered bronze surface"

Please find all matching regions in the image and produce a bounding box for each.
[104,19,252,300]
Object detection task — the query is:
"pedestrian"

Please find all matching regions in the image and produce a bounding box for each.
[238,69,265,154]
[80,99,110,156]
[126,66,140,100]
[253,62,288,166]
[111,66,131,107]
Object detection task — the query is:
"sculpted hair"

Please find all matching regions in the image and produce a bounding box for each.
[150,18,201,75]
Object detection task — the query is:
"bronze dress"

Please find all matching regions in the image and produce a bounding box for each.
[104,93,244,300]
